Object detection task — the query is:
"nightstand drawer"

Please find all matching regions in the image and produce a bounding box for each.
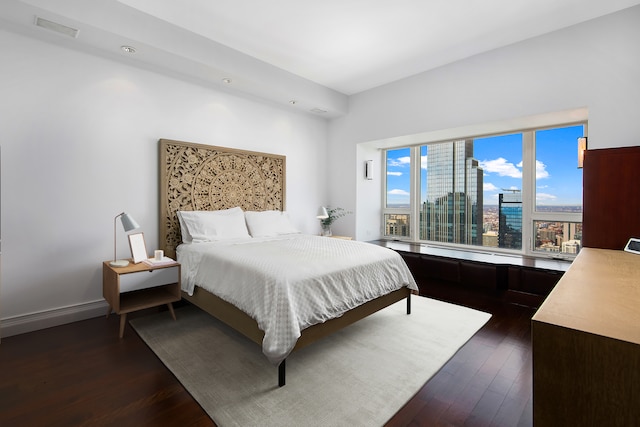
[119,266,179,293]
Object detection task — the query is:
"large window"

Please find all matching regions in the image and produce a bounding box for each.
[384,123,585,258]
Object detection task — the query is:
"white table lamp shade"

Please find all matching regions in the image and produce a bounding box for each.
[120,212,140,232]
[317,206,329,219]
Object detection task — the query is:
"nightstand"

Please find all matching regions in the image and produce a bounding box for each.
[102,260,181,338]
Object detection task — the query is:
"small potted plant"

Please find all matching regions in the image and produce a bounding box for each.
[318,206,351,236]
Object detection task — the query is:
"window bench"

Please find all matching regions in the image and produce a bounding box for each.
[369,240,571,308]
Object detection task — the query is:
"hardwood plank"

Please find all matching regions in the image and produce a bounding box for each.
[0,306,213,427]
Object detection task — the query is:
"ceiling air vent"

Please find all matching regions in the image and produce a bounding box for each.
[310,108,328,114]
[34,16,79,38]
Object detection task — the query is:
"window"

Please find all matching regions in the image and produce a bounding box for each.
[532,126,584,254]
[384,123,585,258]
[384,148,411,239]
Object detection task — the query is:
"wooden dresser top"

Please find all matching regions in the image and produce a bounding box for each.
[532,247,640,345]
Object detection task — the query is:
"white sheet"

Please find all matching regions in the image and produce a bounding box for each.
[177,234,418,365]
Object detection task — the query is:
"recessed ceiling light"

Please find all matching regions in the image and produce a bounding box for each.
[222,78,232,84]
[289,100,297,105]
[121,46,136,54]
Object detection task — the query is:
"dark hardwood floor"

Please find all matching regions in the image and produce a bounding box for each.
[0,283,535,427]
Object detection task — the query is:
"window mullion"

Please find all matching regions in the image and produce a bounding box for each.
[521,131,535,255]
[410,146,420,241]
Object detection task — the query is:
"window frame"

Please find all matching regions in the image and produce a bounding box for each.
[382,148,413,239]
[528,124,585,258]
[383,121,586,259]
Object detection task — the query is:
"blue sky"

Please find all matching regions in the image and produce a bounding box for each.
[387,125,584,207]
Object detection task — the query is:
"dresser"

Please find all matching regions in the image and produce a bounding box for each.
[582,146,640,250]
[532,248,640,426]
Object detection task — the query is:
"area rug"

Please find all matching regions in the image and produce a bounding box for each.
[130,296,490,427]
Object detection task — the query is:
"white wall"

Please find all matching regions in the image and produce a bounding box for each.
[0,30,329,335]
[329,5,640,241]
[3,5,640,335]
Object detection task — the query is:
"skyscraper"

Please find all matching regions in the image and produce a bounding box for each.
[498,190,522,249]
[421,140,483,245]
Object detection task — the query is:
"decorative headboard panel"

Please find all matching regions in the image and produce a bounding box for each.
[159,139,286,258]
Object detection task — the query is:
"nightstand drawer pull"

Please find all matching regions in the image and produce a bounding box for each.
[120,267,179,293]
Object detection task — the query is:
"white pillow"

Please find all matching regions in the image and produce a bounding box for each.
[177,207,251,243]
[244,210,301,237]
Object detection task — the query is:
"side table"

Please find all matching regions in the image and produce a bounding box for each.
[102,260,181,338]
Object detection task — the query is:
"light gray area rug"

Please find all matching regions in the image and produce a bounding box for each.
[131,296,491,427]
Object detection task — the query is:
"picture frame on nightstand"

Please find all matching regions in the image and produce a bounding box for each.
[128,232,148,264]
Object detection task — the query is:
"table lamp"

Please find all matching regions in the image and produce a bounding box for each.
[316,206,329,219]
[110,212,140,267]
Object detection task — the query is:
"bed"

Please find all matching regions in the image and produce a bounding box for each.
[158,139,418,386]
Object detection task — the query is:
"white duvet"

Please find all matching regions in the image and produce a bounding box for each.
[177,234,418,365]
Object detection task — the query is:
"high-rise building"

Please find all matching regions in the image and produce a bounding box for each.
[385,214,410,237]
[483,231,499,247]
[498,191,522,249]
[420,140,483,245]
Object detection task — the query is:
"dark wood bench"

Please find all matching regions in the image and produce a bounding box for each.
[369,240,570,308]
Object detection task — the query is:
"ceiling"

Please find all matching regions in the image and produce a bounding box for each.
[2,0,640,117]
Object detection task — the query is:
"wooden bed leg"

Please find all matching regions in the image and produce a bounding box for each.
[278,359,286,387]
[407,293,411,315]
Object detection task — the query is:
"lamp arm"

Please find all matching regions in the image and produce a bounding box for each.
[113,212,124,262]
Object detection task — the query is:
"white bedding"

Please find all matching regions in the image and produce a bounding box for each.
[177,234,418,365]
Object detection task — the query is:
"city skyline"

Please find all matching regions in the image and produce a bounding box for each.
[386,125,585,209]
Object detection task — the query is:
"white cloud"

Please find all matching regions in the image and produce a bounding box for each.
[479,158,522,178]
[481,158,549,180]
[536,192,557,201]
[536,160,550,179]
[387,171,402,176]
[421,155,428,170]
[388,189,410,196]
[484,182,499,191]
[388,156,410,167]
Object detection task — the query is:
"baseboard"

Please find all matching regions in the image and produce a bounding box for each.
[0,300,109,338]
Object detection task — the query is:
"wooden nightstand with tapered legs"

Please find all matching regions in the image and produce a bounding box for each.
[102,260,181,338]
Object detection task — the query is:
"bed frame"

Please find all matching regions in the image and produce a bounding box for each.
[158,138,411,386]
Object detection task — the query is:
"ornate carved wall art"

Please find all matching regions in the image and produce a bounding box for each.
[159,139,286,257]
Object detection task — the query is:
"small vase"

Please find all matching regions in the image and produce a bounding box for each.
[321,224,332,237]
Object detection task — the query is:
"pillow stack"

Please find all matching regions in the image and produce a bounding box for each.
[177,207,300,243]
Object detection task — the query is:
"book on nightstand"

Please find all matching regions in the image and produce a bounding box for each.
[142,256,177,267]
